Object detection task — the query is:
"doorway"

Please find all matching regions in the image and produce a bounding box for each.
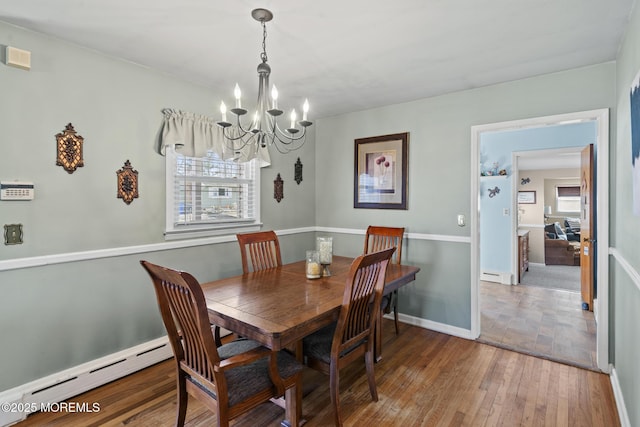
[470,109,610,372]
[479,148,597,369]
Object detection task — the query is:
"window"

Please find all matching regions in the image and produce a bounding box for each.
[165,145,260,239]
[556,185,580,213]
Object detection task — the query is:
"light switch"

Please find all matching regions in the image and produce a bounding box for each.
[4,224,23,245]
[457,214,465,227]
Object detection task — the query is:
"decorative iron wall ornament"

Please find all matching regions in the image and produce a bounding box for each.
[488,186,500,198]
[55,123,84,174]
[116,160,139,205]
[274,173,284,202]
[294,157,303,184]
[521,177,531,185]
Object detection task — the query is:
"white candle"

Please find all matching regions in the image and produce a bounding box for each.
[271,85,278,109]
[234,83,242,108]
[290,109,297,129]
[220,101,227,122]
[302,99,309,121]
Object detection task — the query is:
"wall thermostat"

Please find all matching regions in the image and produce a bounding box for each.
[1,181,35,200]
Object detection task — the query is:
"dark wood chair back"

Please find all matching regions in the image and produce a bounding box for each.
[140,260,302,427]
[364,226,404,264]
[303,247,395,426]
[364,225,405,338]
[334,247,395,358]
[236,230,283,273]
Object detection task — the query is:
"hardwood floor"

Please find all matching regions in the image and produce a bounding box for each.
[479,279,597,370]
[16,320,618,426]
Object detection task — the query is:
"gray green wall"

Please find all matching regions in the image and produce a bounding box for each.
[612,1,640,424]
[314,62,615,332]
[0,21,315,391]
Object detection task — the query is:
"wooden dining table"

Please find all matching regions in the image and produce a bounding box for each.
[200,255,420,426]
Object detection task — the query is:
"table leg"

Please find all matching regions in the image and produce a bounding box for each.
[283,375,302,427]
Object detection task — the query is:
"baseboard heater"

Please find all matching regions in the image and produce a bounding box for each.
[0,337,172,427]
[480,270,512,285]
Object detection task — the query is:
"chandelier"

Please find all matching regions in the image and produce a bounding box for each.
[217,8,312,154]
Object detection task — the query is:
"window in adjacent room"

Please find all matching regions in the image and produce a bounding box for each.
[165,145,260,239]
[556,185,580,213]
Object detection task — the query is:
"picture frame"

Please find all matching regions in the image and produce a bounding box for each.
[354,132,408,209]
[517,190,536,204]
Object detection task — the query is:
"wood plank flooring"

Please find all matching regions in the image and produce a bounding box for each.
[15,320,618,426]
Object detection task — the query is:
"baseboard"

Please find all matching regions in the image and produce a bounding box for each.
[480,270,512,285]
[0,337,172,427]
[610,365,631,427]
[392,312,474,340]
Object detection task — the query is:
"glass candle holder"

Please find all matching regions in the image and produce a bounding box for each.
[306,250,321,279]
[316,236,333,277]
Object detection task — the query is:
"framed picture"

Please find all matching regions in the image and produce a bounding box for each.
[354,132,408,209]
[518,190,536,204]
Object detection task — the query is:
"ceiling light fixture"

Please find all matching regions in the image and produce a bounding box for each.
[217,8,312,155]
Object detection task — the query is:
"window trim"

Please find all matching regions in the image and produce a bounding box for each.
[164,144,261,240]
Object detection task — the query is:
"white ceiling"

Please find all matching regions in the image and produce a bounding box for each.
[0,0,635,119]
[517,150,581,171]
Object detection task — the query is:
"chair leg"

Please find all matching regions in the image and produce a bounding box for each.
[175,372,188,427]
[392,291,400,335]
[375,308,383,362]
[329,364,343,427]
[364,349,378,402]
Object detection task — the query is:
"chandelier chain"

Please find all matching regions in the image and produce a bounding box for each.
[260,21,268,63]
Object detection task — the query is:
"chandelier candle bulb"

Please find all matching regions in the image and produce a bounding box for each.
[220,101,227,122]
[234,83,242,108]
[271,85,278,109]
[303,99,309,121]
[290,109,297,129]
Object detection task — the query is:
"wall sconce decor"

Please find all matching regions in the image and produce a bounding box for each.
[55,123,84,174]
[294,157,303,185]
[274,173,283,202]
[116,160,139,205]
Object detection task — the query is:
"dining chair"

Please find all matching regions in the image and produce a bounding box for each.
[140,260,303,427]
[302,247,395,427]
[236,230,283,274]
[364,225,405,335]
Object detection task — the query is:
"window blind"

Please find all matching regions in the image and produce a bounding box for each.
[172,151,256,227]
[557,186,580,197]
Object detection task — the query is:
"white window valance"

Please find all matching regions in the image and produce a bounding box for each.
[155,108,271,167]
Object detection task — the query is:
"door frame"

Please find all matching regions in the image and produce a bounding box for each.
[470,109,610,372]
[511,146,584,281]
